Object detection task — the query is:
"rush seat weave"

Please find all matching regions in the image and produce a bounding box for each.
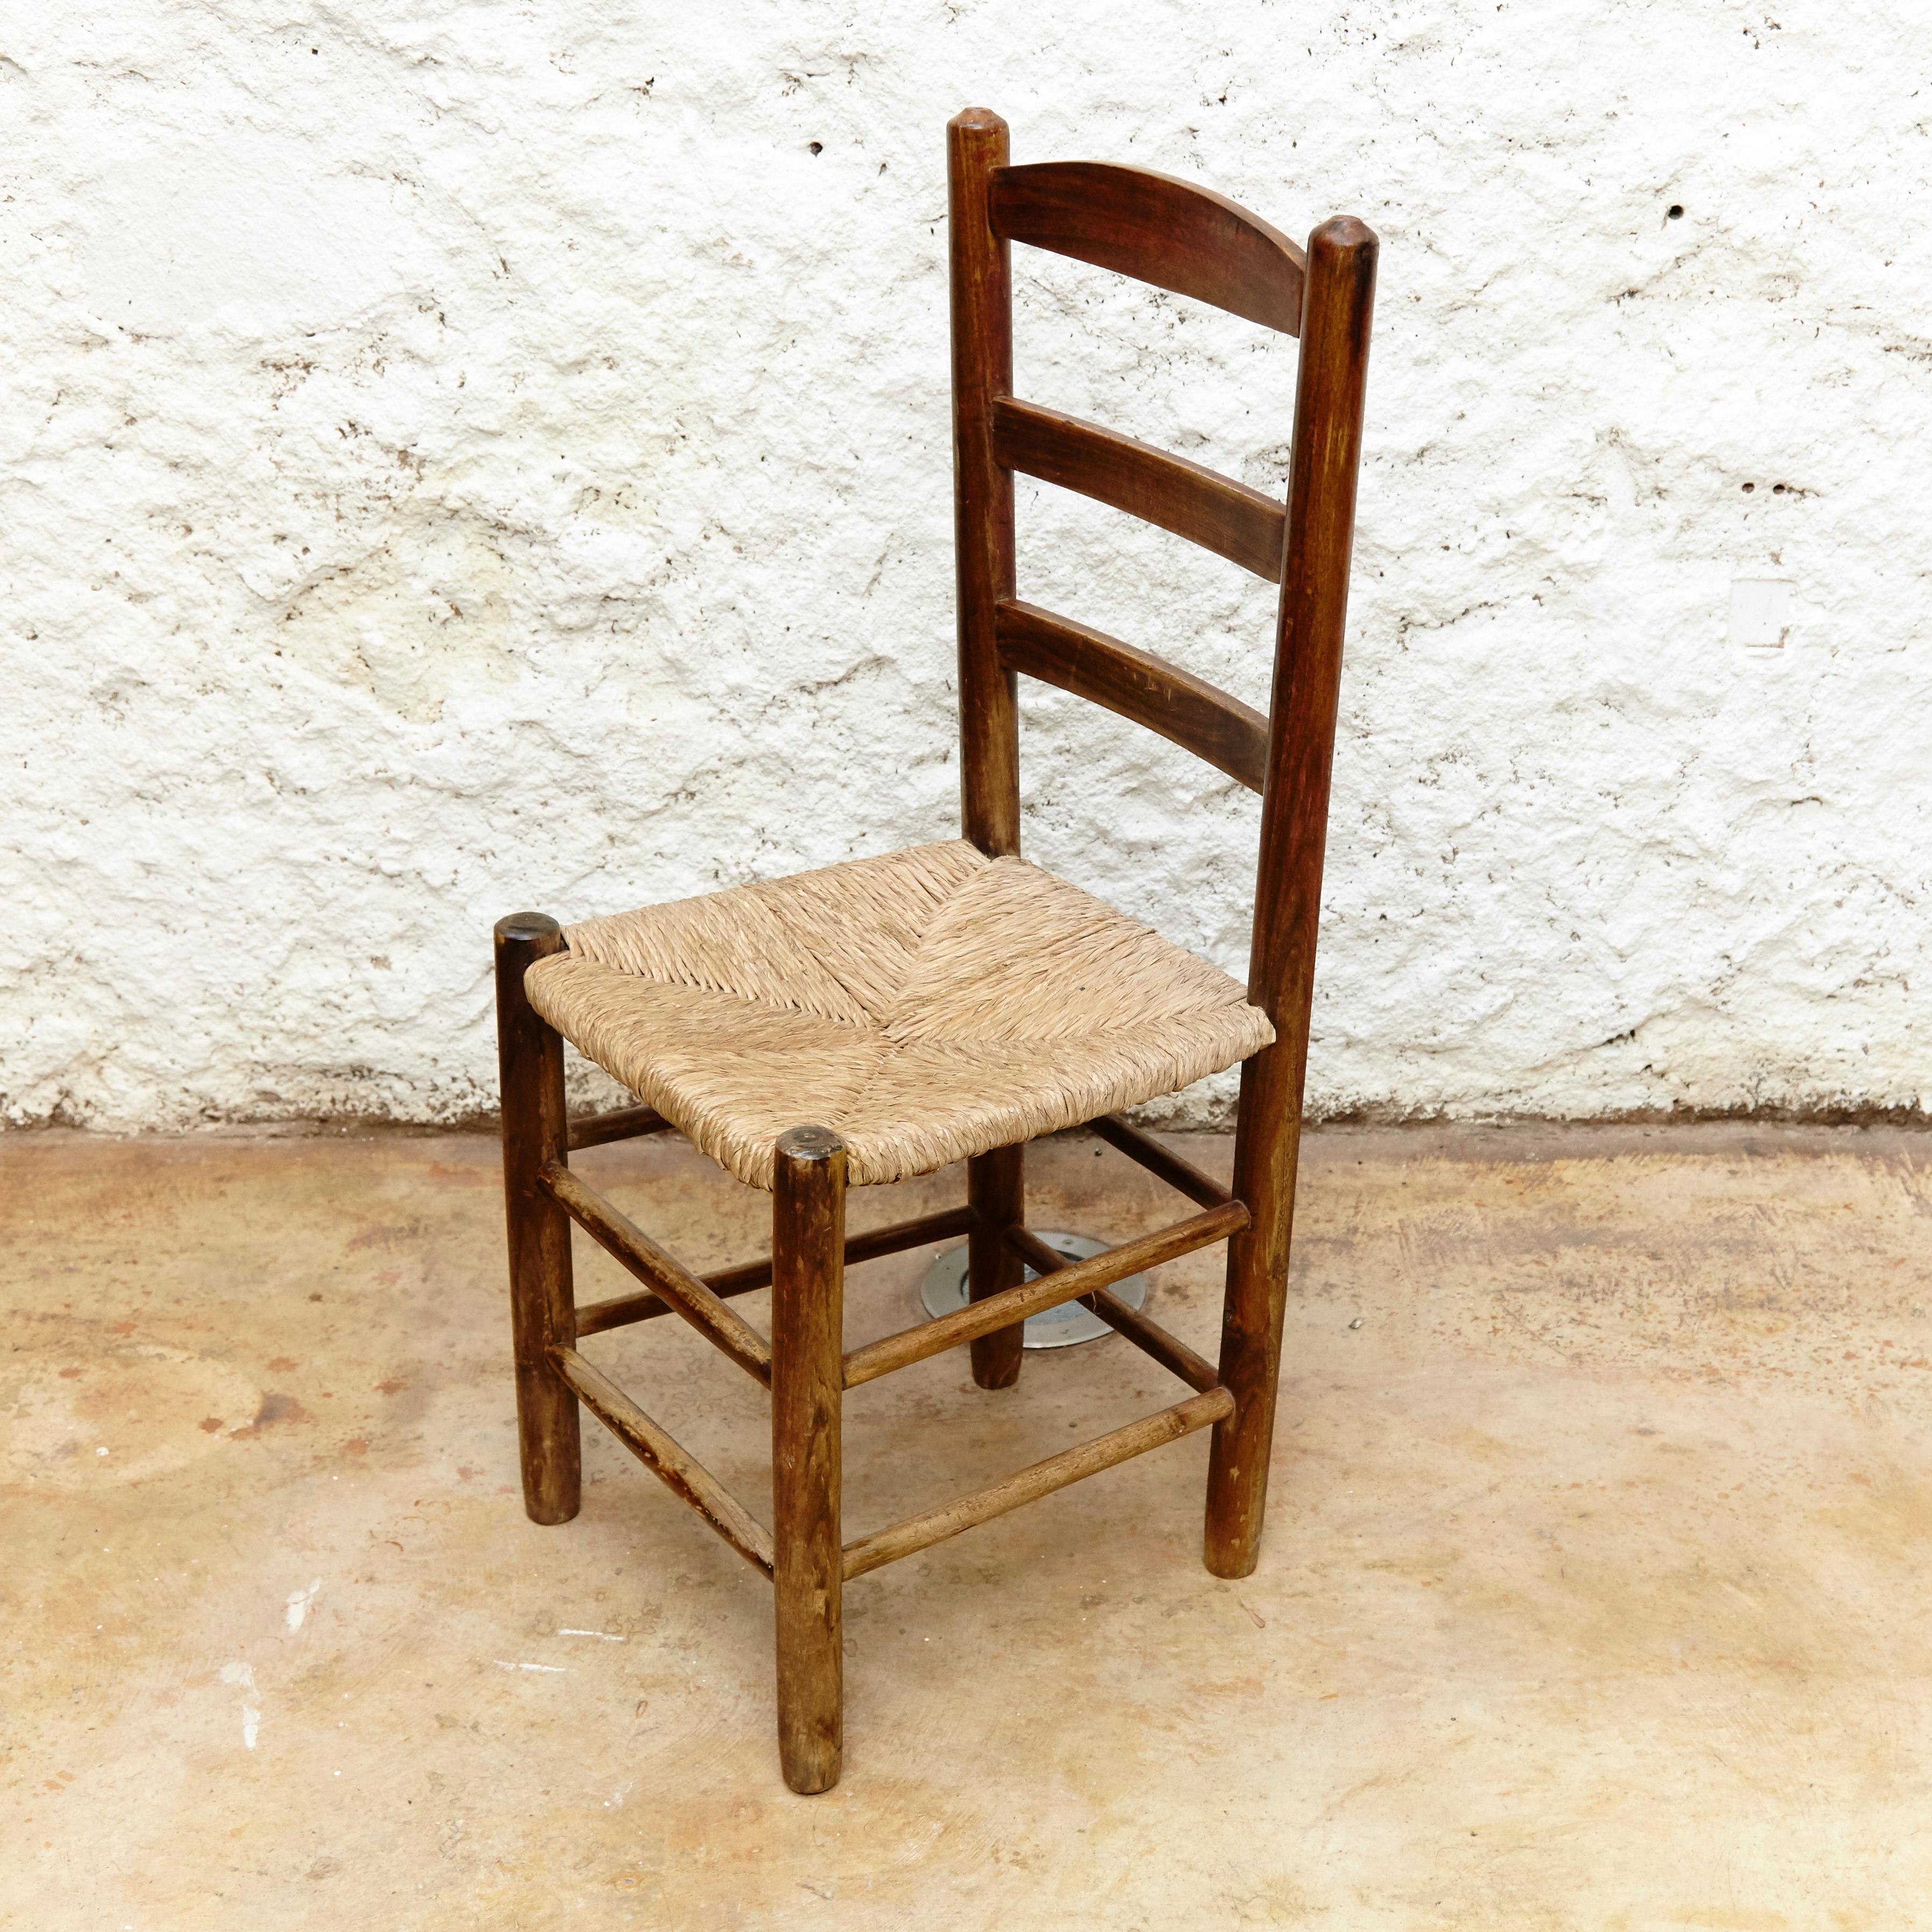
[524,839,1273,1190]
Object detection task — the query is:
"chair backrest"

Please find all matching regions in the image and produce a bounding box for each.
[947,107,1377,1095]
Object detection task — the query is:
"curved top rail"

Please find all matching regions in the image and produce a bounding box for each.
[988,161,1307,335]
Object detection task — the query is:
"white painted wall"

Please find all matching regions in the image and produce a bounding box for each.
[4,1,1928,1133]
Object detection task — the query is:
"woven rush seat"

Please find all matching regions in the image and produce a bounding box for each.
[524,838,1273,1190]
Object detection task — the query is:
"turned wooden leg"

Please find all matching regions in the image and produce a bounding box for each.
[1203,1053,1301,1578]
[494,913,580,1526]
[771,1125,846,1794]
[966,1143,1025,1389]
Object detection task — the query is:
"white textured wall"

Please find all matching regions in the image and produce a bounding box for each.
[5,2,1929,1132]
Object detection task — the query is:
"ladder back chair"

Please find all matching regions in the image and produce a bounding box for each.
[494,106,1377,1794]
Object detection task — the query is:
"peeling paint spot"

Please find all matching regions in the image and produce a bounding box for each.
[220,1661,260,1749]
[286,1579,322,1631]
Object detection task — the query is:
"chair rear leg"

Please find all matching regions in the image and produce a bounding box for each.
[772,1126,847,1794]
[1204,1057,1301,1578]
[966,1144,1025,1388]
[494,913,581,1526]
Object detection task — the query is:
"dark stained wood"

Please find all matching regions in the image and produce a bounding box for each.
[770,1127,847,1795]
[1087,1113,1234,1211]
[992,397,1287,581]
[949,117,1022,1410]
[539,1162,773,1385]
[996,599,1268,794]
[842,1386,1234,1580]
[951,108,1021,858]
[1004,1224,1221,1394]
[566,1102,675,1152]
[572,1203,980,1338]
[700,1203,982,1306]
[1081,1287,1223,1395]
[1206,216,1379,1581]
[844,1201,1249,1389]
[966,1146,1025,1388]
[844,1201,980,1272]
[989,160,1307,334]
[572,1285,695,1341]
[551,1346,774,1578]
[494,913,581,1527]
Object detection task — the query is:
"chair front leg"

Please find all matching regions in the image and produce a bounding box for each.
[771,1126,847,1794]
[966,1144,1025,1388]
[494,914,581,1526]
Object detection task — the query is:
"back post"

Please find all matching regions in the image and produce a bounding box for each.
[1205,217,1378,1578]
[950,106,1027,1388]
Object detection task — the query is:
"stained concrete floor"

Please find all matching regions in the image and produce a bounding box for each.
[5,1122,1931,1929]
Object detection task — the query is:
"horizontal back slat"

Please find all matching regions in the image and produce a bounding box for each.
[993,397,1286,582]
[995,600,1268,794]
[989,161,1307,334]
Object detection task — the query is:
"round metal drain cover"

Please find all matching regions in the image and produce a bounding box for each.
[917,1232,1147,1349]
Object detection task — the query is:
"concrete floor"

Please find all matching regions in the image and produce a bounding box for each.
[5,1122,1931,1929]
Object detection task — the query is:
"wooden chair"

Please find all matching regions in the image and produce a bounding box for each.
[493,107,1377,1793]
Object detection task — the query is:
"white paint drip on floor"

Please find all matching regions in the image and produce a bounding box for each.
[285,1579,322,1631]
[219,1661,260,1749]
[557,1628,625,1641]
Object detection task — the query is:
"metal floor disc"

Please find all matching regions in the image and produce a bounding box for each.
[916,1232,1147,1349]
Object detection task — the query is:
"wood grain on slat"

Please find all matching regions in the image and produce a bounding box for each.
[1005,1225,1222,1394]
[844,1201,1247,1388]
[842,1387,1234,1580]
[551,1346,774,1577]
[989,161,1307,334]
[566,1102,675,1152]
[1087,1113,1235,1211]
[539,1162,773,1385]
[992,397,1285,581]
[573,1203,979,1338]
[996,600,1268,794]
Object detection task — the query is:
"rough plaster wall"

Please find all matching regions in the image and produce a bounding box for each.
[4,1,1928,1132]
